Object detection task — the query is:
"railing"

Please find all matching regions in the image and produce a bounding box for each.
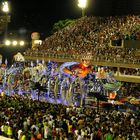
[24,54,140,68]
[114,73,140,83]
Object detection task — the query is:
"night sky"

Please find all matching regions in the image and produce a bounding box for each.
[9,0,92,37]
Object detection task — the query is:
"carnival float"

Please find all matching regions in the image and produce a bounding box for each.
[0,52,123,107]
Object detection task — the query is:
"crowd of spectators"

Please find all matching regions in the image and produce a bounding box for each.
[92,47,139,64]
[0,94,140,140]
[24,15,140,64]
[104,67,140,76]
[119,68,140,76]
[120,82,140,98]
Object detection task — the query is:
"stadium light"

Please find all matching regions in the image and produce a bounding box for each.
[12,40,18,46]
[4,39,25,47]
[78,0,87,16]
[4,40,11,46]
[19,40,25,46]
[2,1,10,39]
[2,1,9,13]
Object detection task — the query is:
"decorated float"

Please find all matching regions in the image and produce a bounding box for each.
[0,52,123,107]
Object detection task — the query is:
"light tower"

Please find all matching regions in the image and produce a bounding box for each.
[77,0,87,17]
[1,1,10,39]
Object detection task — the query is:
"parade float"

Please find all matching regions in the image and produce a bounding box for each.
[0,52,123,107]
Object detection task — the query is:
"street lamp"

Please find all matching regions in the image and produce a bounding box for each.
[2,1,10,39]
[78,0,87,17]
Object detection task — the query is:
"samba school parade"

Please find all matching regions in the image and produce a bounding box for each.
[0,52,122,107]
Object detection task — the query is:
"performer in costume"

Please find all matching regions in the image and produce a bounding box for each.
[63,53,94,78]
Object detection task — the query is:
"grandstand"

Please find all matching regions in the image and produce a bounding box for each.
[24,15,140,83]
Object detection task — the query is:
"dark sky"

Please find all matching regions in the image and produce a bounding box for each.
[9,0,94,38]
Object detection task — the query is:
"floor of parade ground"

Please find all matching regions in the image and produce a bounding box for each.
[0,136,14,140]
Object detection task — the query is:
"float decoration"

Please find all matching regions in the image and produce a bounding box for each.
[60,52,94,78]
[13,52,25,62]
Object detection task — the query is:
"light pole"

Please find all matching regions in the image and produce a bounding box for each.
[77,0,87,17]
[2,1,10,39]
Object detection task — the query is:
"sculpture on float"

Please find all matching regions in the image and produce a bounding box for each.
[96,67,122,92]
[22,63,47,92]
[59,53,93,105]
[61,53,94,78]
[13,52,25,62]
